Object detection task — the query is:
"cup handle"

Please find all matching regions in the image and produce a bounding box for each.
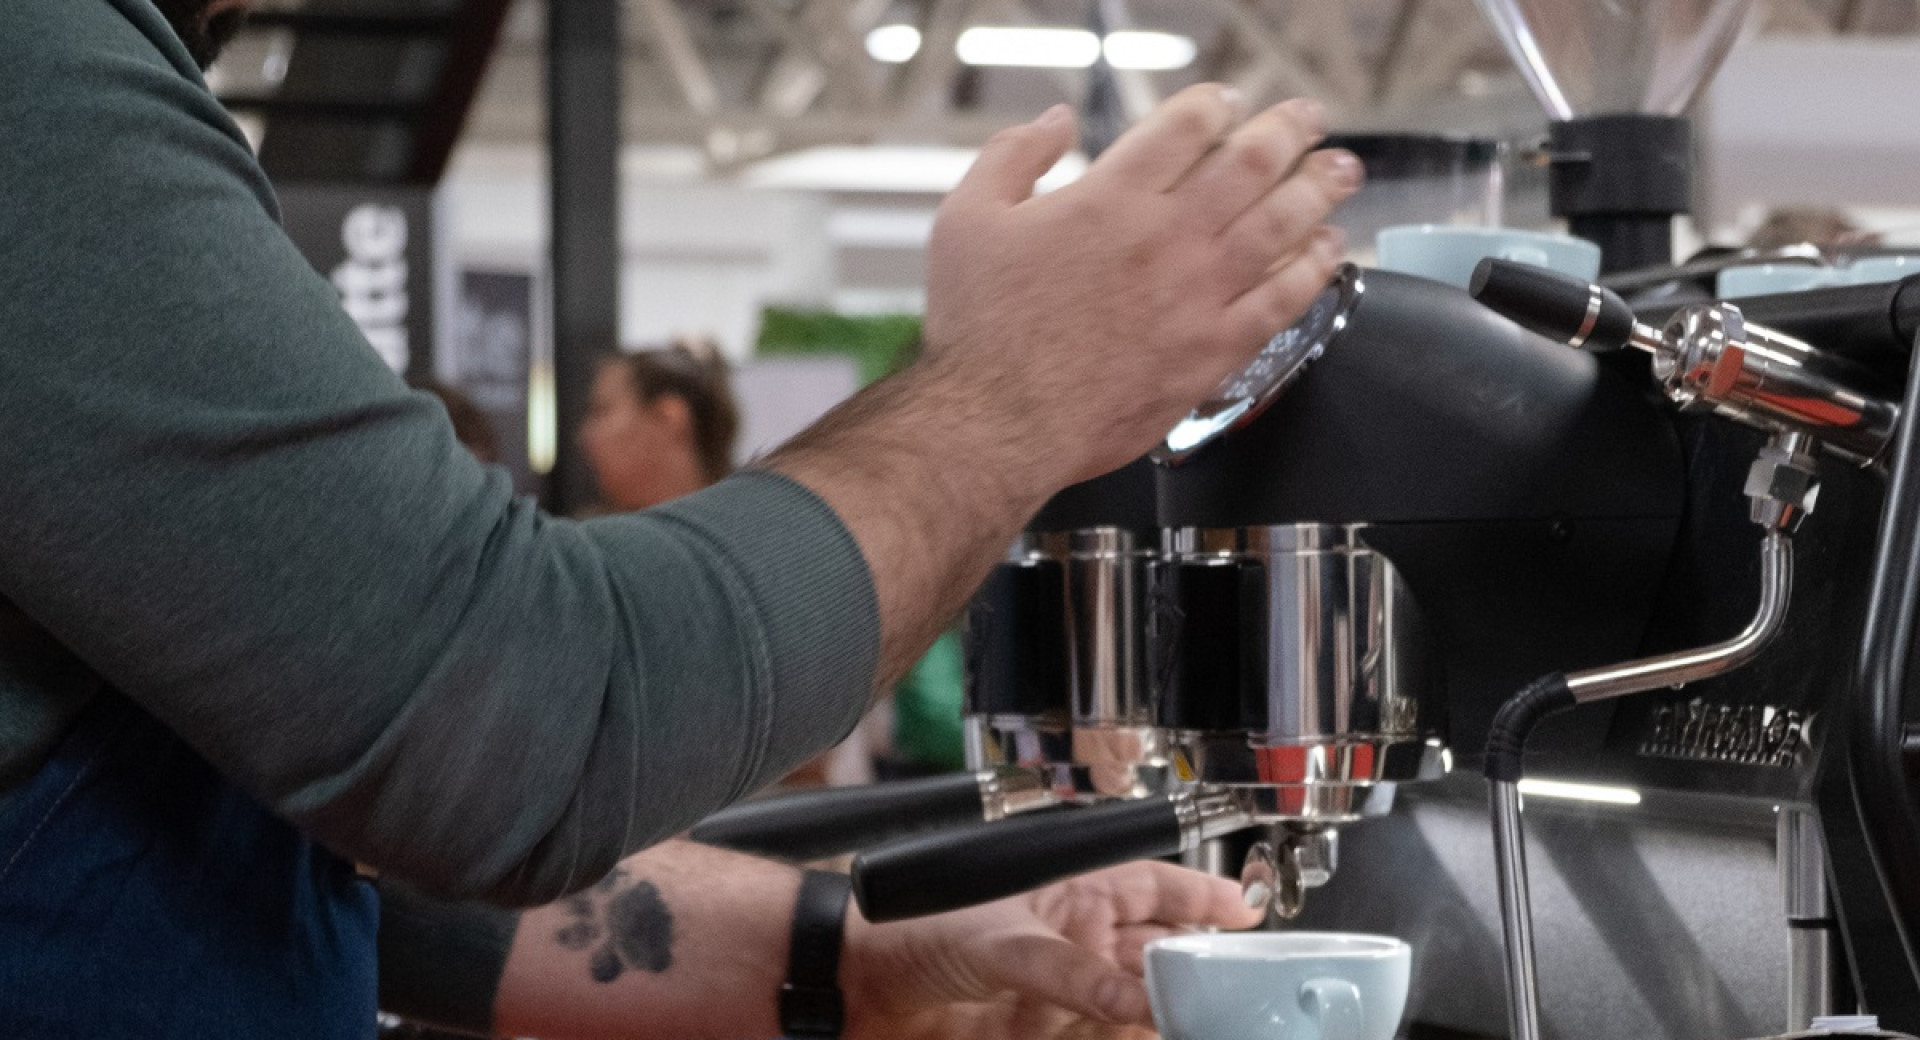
[1300,977,1365,1040]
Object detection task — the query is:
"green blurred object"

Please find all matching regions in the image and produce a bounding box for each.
[892,629,967,773]
[755,308,922,386]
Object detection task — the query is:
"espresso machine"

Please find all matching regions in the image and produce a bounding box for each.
[1214,4,1920,1039]
[699,2,1920,1037]
[845,249,1686,915]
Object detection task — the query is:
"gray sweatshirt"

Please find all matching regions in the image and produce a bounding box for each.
[0,0,879,906]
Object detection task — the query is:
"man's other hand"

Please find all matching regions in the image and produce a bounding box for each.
[923,85,1362,487]
[843,860,1266,1040]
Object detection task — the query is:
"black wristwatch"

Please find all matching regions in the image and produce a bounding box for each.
[780,869,853,1040]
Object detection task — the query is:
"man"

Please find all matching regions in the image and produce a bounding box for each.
[0,0,1359,1036]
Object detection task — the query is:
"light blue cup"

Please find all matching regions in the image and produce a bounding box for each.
[1715,256,1920,298]
[1716,264,1835,298]
[1843,254,1920,285]
[1376,224,1602,290]
[1145,932,1411,1040]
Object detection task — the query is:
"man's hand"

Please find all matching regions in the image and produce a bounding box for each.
[843,860,1265,1040]
[924,85,1359,487]
[767,87,1360,686]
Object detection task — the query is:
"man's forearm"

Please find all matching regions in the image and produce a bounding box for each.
[764,354,1054,687]
[379,841,804,1039]
[495,841,802,1039]
[379,837,1266,1040]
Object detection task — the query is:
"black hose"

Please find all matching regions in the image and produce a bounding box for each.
[1483,673,1575,783]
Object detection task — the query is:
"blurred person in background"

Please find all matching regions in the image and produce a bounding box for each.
[579,338,740,513]
[1746,206,1880,254]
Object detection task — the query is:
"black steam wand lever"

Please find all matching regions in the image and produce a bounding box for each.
[850,789,1252,923]
[1482,432,1814,1040]
[1471,258,1900,465]
[1469,258,1650,354]
[690,768,1058,862]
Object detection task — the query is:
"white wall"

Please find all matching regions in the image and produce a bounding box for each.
[439,143,840,360]
[1701,35,1920,234]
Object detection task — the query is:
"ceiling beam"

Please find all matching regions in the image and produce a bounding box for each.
[1096,0,1163,123]
[1290,1,1369,109]
[745,0,879,111]
[635,0,723,113]
[1374,1,1496,117]
[889,0,978,114]
[1207,0,1335,112]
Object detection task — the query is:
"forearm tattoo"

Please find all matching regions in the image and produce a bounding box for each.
[553,866,677,983]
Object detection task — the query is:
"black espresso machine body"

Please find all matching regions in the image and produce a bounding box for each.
[1282,256,1912,1040]
[698,264,1920,1039]
[842,259,1919,1040]
[1155,266,1686,766]
[844,268,1694,924]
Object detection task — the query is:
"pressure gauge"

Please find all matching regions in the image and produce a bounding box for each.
[1156,264,1363,463]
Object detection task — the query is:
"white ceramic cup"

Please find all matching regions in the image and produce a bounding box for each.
[1145,932,1411,1040]
[1375,224,1602,290]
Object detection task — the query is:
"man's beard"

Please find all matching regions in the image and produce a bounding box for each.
[150,0,250,70]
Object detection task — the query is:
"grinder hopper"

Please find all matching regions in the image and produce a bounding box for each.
[1477,0,1754,120]
[1474,0,1758,271]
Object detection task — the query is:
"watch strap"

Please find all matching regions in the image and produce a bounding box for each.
[780,869,852,1039]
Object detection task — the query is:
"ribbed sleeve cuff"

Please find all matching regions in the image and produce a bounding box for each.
[649,470,881,785]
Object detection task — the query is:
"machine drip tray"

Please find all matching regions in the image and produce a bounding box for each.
[1281,772,1787,1040]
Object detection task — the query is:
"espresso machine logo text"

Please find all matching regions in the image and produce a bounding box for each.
[1641,698,1808,767]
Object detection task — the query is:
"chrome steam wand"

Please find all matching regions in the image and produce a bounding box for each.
[1465,259,1869,1040]
[1487,436,1807,1040]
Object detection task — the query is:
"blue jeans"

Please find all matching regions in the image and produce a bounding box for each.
[0,692,378,1038]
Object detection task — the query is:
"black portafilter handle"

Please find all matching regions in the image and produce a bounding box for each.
[852,795,1185,922]
[689,772,992,861]
[1469,258,1639,352]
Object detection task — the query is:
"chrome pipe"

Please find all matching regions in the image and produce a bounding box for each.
[978,767,1057,822]
[1653,305,1900,465]
[1175,787,1258,852]
[1567,532,1792,704]
[1492,779,1543,1040]
[1491,529,1794,1040]
[1780,808,1836,1029]
[1788,925,1837,1030]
